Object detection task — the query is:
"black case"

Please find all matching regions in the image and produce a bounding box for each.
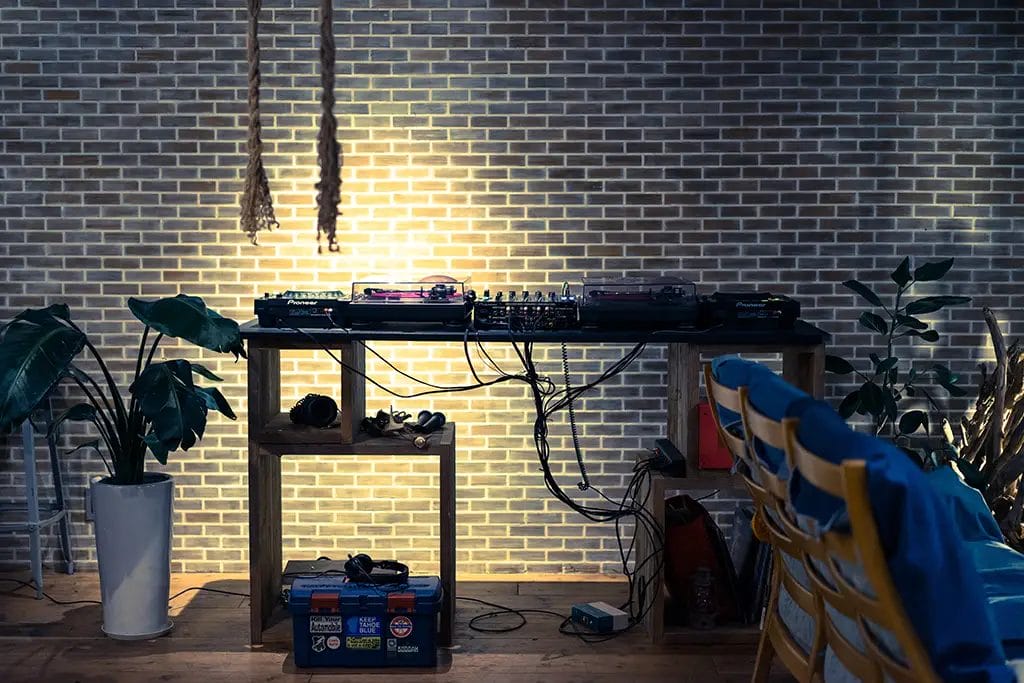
[701,292,800,329]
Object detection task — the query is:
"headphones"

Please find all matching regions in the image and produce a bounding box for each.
[412,410,446,433]
[343,553,410,585]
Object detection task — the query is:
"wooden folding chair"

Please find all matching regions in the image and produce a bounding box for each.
[704,364,824,683]
[781,419,940,683]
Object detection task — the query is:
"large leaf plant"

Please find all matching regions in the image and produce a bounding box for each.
[0,295,244,485]
[825,257,971,439]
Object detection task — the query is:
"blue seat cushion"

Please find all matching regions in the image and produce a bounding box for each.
[744,371,814,475]
[926,465,1003,543]
[968,540,1024,659]
[709,356,774,430]
[787,400,1013,682]
[864,443,1013,682]
[787,400,884,528]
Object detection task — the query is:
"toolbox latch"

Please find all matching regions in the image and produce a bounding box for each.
[387,592,416,613]
[310,592,340,613]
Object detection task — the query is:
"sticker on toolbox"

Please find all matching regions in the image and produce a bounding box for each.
[311,636,327,653]
[326,636,341,650]
[346,636,381,650]
[309,615,344,633]
[345,615,381,636]
[389,616,413,638]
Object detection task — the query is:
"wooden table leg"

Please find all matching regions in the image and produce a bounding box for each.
[668,343,700,471]
[248,445,282,646]
[340,342,366,444]
[641,475,667,643]
[782,344,826,399]
[247,345,281,646]
[439,431,456,646]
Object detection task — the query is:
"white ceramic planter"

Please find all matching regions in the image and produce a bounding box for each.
[91,473,174,640]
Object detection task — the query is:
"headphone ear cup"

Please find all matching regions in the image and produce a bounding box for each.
[345,553,375,580]
[421,411,446,433]
[416,410,432,427]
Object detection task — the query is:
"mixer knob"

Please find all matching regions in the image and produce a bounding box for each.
[522,291,529,301]
[509,291,516,302]
[535,291,543,301]
[496,291,503,302]
[483,289,490,299]
[549,291,556,301]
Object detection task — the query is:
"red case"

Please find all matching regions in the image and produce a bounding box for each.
[697,402,733,470]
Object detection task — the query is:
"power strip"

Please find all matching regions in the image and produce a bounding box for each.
[650,437,687,476]
[570,601,629,634]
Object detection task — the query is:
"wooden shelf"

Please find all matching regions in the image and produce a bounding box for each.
[662,621,761,646]
[645,461,748,492]
[257,414,454,456]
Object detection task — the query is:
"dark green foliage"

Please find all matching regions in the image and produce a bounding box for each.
[0,308,86,432]
[0,296,242,485]
[826,258,970,439]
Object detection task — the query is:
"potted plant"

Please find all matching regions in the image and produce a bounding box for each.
[824,257,971,448]
[0,295,244,639]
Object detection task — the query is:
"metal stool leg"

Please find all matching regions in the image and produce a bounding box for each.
[21,421,43,599]
[47,432,75,575]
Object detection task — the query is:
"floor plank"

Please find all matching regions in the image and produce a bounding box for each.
[0,572,796,682]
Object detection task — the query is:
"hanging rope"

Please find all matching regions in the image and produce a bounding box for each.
[316,0,341,253]
[239,0,279,245]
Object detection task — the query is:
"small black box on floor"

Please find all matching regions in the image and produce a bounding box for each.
[288,576,441,668]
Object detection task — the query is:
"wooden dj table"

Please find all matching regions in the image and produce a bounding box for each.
[239,321,829,647]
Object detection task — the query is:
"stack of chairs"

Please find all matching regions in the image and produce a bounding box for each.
[704,357,1023,683]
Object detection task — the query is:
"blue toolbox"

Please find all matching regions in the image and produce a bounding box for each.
[287,576,441,668]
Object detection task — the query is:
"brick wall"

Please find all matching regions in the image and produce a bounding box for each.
[0,0,1021,574]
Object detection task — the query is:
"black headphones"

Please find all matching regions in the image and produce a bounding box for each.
[412,410,446,433]
[343,553,410,585]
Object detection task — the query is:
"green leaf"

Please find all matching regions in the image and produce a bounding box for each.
[128,295,246,360]
[130,359,235,463]
[894,314,927,331]
[195,386,237,420]
[898,410,927,435]
[890,257,912,287]
[47,402,98,440]
[838,391,860,418]
[825,355,856,375]
[905,296,972,316]
[931,364,958,384]
[0,316,85,433]
[144,432,170,466]
[903,329,940,342]
[858,381,885,417]
[882,390,898,425]
[876,357,899,374]
[189,363,224,383]
[913,257,955,282]
[859,311,889,335]
[842,280,883,307]
[11,304,71,327]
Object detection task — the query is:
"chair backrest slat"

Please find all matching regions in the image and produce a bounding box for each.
[780,421,941,683]
[703,361,824,683]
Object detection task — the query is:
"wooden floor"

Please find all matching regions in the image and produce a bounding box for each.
[0,572,795,683]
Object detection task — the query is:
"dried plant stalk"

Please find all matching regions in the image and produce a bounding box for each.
[959,308,1024,548]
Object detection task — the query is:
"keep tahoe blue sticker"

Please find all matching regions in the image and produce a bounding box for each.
[345,615,382,636]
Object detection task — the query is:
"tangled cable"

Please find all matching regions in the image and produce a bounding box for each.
[298,324,666,639]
